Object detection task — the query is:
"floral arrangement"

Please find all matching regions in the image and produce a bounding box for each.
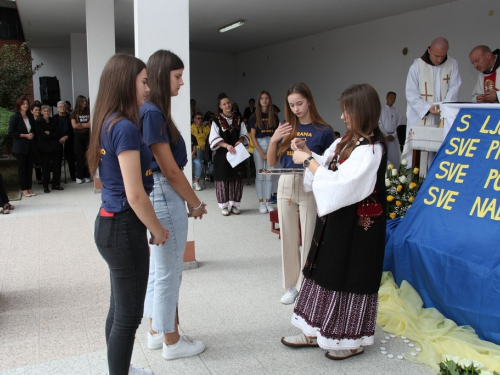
[385,159,423,220]
[439,355,499,375]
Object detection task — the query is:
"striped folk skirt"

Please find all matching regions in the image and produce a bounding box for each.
[291,277,378,350]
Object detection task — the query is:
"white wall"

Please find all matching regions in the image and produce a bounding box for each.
[233,0,499,133]
[190,50,237,116]
[31,47,73,106]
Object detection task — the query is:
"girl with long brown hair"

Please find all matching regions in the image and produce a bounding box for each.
[283,83,387,361]
[248,90,279,213]
[267,82,334,305]
[87,54,168,375]
[71,95,91,183]
[140,50,207,361]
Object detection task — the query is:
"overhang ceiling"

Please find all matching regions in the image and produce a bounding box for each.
[12,0,456,53]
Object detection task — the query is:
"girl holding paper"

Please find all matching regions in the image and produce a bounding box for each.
[209,92,249,216]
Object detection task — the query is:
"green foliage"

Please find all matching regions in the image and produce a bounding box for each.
[0,41,43,110]
[0,107,14,146]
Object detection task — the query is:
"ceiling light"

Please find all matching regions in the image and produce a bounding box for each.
[218,20,245,33]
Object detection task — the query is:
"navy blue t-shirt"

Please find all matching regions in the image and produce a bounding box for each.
[99,117,153,213]
[247,112,279,138]
[279,122,334,168]
[140,101,187,172]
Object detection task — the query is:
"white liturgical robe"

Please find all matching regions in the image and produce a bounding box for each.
[379,104,402,169]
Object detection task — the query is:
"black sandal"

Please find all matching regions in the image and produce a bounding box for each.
[0,206,10,214]
[4,203,14,210]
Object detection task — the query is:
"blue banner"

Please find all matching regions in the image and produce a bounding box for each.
[385,108,500,344]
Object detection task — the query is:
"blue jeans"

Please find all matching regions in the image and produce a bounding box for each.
[253,137,272,200]
[144,173,188,333]
[193,149,204,179]
[95,209,149,375]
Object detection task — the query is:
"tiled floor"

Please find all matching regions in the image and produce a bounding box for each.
[0,178,436,374]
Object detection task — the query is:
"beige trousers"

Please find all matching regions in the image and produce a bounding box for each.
[277,174,317,291]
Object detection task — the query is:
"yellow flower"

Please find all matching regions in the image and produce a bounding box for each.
[397,185,403,192]
[388,164,394,170]
[389,213,396,219]
[387,195,394,202]
[409,196,415,203]
[409,182,417,189]
[396,201,402,207]
[413,167,419,174]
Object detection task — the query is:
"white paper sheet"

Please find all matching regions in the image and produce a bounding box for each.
[226,143,250,168]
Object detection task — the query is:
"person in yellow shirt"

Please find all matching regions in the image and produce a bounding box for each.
[191,112,210,190]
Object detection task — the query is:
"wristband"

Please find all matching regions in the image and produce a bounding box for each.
[193,202,204,210]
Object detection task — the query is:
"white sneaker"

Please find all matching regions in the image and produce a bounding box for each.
[84,178,91,183]
[280,286,298,305]
[129,364,154,375]
[266,203,275,212]
[259,202,267,214]
[231,206,240,215]
[147,331,164,350]
[222,208,230,216]
[76,178,83,184]
[193,182,202,191]
[162,335,205,360]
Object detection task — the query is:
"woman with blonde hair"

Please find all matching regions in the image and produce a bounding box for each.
[282,83,387,361]
[87,54,168,375]
[248,90,279,213]
[267,82,334,304]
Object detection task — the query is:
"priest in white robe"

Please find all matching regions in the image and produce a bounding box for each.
[470,45,500,103]
[379,91,402,169]
[404,37,461,170]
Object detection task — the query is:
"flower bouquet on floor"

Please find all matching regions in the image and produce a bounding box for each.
[439,355,499,375]
[385,159,423,220]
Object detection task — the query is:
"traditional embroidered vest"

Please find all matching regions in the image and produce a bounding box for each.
[417,58,453,125]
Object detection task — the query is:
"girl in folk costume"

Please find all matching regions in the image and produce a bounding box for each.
[282,83,387,361]
[248,90,280,214]
[267,82,334,305]
[140,50,207,361]
[209,93,249,216]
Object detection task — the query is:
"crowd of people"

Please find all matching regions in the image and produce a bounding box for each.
[4,38,498,374]
[7,96,92,197]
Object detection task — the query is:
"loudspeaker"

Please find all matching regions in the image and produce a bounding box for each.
[39,76,61,107]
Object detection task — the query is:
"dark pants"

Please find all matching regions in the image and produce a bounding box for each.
[15,152,33,190]
[60,141,76,181]
[41,151,61,189]
[0,173,9,206]
[94,210,149,375]
[74,133,90,179]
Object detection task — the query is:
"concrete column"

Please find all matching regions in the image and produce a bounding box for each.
[69,33,89,104]
[85,0,115,189]
[134,0,197,267]
[85,0,115,117]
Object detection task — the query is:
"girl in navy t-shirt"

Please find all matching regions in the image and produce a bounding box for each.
[87,54,168,375]
[248,90,279,214]
[267,82,334,306]
[140,50,207,360]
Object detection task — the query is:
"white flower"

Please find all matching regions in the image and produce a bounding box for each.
[452,356,460,364]
[472,360,484,369]
[457,358,472,368]
[385,179,391,187]
[401,159,408,166]
[399,176,407,184]
[481,371,493,375]
[443,355,454,362]
[391,169,398,177]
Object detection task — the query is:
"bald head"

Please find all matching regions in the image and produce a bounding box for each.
[427,37,449,65]
[469,45,495,72]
